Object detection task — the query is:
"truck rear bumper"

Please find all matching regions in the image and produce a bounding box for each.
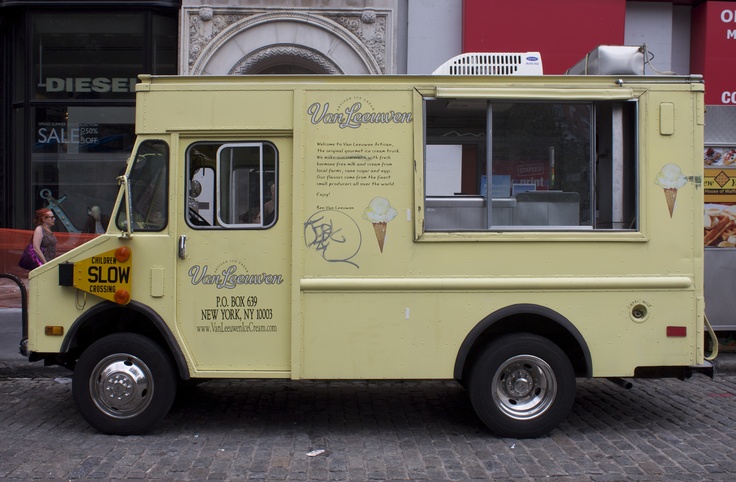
[634,361,714,380]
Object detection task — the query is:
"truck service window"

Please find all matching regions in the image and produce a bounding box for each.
[424,100,637,231]
[116,139,169,232]
[186,141,277,229]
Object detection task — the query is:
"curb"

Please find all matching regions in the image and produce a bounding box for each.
[0,362,71,379]
[713,354,736,375]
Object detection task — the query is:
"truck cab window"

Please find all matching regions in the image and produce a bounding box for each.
[116,139,169,232]
[186,141,277,229]
[424,99,637,231]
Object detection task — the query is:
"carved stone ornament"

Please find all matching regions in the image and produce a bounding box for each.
[361,9,377,24]
[184,7,391,75]
[231,44,343,75]
[188,12,247,71]
[198,7,213,21]
[327,11,387,72]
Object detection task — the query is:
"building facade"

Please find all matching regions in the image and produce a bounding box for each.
[1,0,734,230]
[0,0,180,231]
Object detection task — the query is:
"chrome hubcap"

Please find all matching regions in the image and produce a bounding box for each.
[492,355,557,420]
[90,354,153,419]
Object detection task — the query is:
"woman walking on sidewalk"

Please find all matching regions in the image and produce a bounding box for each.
[32,208,57,264]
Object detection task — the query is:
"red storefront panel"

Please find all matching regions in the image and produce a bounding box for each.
[462,0,626,75]
[691,1,736,105]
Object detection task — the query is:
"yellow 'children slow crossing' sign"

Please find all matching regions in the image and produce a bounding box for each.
[72,247,132,305]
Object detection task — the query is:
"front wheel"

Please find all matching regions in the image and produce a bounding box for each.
[72,333,177,435]
[468,333,576,438]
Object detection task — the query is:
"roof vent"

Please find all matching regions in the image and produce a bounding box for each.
[432,52,543,76]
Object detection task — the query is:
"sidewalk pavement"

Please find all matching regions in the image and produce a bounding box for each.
[1,306,733,377]
[0,308,70,378]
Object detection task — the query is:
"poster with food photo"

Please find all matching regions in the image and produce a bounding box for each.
[704,147,736,166]
[705,203,736,247]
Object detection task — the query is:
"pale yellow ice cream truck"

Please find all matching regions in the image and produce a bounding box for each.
[22,65,712,438]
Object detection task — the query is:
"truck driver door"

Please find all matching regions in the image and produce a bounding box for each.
[176,139,292,375]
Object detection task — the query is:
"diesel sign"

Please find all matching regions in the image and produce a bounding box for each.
[44,77,137,93]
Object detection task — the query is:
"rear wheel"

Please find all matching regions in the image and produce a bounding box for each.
[468,333,576,438]
[72,333,177,435]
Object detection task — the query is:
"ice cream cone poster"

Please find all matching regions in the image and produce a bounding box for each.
[362,197,398,252]
[655,163,688,217]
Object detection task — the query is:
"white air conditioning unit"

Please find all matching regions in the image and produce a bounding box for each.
[432,52,543,76]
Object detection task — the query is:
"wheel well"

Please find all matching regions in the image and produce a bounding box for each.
[60,301,190,380]
[456,305,591,384]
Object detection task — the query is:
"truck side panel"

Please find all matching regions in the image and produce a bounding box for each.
[27,76,703,381]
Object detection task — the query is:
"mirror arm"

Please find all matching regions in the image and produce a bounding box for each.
[117,175,134,239]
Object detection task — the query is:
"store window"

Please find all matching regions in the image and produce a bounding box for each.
[19,10,177,232]
[424,99,637,231]
[11,19,25,104]
[32,105,135,232]
[33,13,144,101]
[152,14,178,75]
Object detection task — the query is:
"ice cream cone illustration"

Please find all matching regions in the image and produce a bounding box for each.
[655,164,688,218]
[372,222,387,252]
[362,197,397,253]
[662,187,678,217]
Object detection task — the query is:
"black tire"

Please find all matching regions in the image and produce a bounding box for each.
[72,333,177,435]
[468,333,576,438]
